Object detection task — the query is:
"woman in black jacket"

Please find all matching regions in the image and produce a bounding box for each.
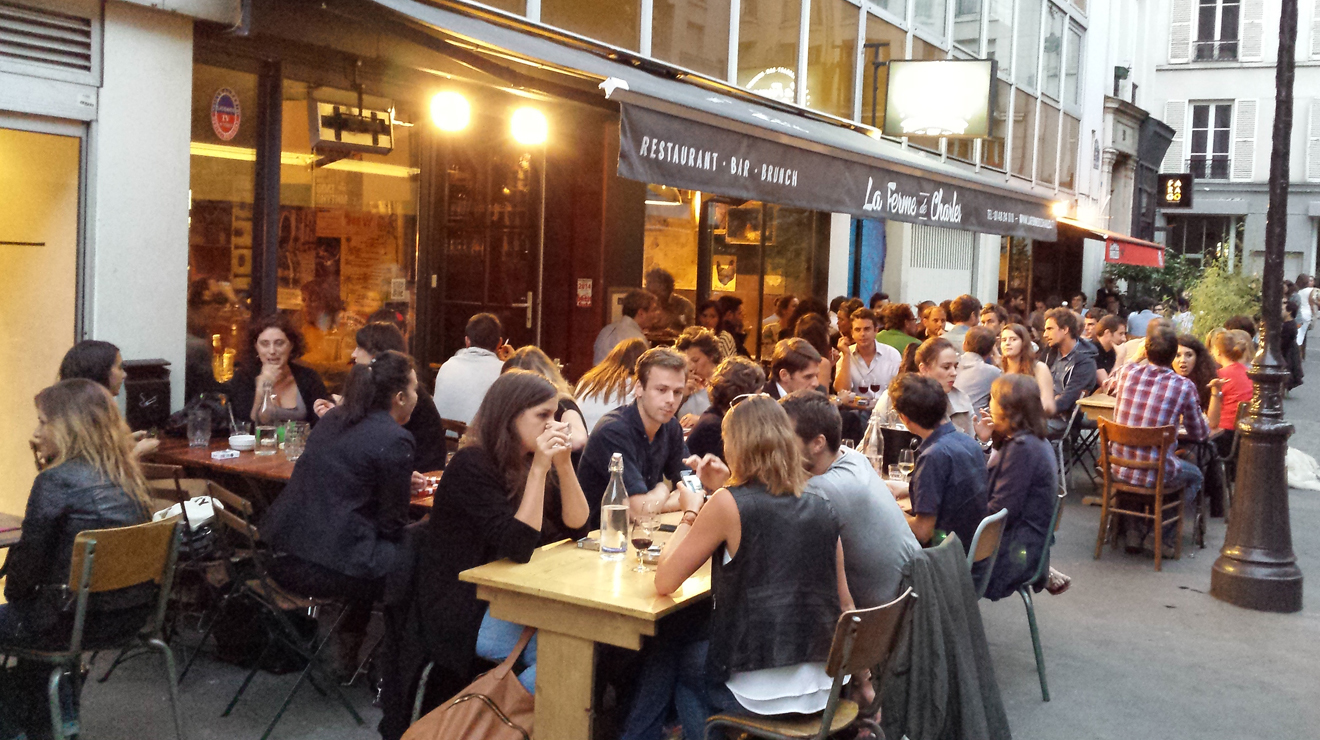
[1,379,154,737]
[225,314,330,428]
[261,350,421,676]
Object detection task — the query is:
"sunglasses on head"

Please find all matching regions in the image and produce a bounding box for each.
[730,392,772,408]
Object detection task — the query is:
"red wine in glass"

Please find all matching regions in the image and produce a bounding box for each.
[631,536,653,550]
[870,383,883,395]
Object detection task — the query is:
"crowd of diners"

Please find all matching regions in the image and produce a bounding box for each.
[2,266,1297,739]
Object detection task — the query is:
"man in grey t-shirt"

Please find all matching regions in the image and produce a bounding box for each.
[781,390,921,608]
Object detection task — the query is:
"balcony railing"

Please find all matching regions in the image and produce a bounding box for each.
[1187,156,1231,180]
[1193,39,1239,61]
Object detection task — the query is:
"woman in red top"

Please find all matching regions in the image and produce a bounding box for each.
[1211,329,1254,432]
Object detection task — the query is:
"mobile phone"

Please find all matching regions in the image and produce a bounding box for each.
[680,469,706,499]
[658,523,677,533]
[576,536,600,551]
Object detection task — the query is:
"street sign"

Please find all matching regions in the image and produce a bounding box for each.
[1157,173,1194,209]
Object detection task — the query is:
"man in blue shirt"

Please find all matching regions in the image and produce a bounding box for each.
[891,374,988,552]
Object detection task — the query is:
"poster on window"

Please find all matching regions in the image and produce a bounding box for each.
[712,255,737,292]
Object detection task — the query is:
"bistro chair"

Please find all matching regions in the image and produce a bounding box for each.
[177,481,365,740]
[1095,419,1185,571]
[0,517,187,740]
[1016,488,1066,702]
[440,418,467,455]
[966,508,1009,599]
[1062,405,1101,488]
[703,588,916,740]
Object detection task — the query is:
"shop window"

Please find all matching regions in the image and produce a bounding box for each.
[985,0,1012,78]
[643,186,701,310]
[1015,0,1042,90]
[739,0,802,104]
[1059,114,1080,190]
[541,0,640,50]
[1036,101,1059,186]
[1010,88,1036,179]
[981,79,1011,169]
[1165,215,1244,264]
[860,12,905,129]
[953,0,983,53]
[188,64,260,381]
[913,0,948,40]
[1064,24,1083,108]
[1041,3,1065,100]
[806,0,859,119]
[276,81,419,386]
[652,0,731,79]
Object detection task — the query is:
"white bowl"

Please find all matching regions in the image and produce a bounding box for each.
[228,434,255,451]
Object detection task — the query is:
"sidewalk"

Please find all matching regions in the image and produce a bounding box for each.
[981,349,1320,740]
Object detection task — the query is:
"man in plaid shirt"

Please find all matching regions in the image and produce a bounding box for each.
[1102,324,1217,548]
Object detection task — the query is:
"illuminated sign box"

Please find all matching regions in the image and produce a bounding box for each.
[883,60,995,139]
[1157,173,1194,209]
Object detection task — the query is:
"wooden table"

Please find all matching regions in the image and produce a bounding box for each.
[147,438,295,482]
[0,512,22,549]
[460,515,710,740]
[1077,392,1116,423]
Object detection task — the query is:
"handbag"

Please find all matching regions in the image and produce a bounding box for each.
[404,626,536,740]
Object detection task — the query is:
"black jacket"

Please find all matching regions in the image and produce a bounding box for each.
[261,409,413,580]
[1,459,150,631]
[225,361,331,428]
[406,386,447,473]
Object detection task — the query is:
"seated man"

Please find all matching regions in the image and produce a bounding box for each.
[834,308,902,397]
[1092,314,1127,384]
[955,326,1002,411]
[577,347,692,516]
[781,390,920,607]
[891,374,989,551]
[594,288,660,364]
[765,337,823,399]
[433,312,507,425]
[1102,324,1211,554]
[941,294,982,350]
[1042,307,1097,433]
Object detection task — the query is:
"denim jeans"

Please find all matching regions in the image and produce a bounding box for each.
[621,637,746,740]
[1165,456,1204,539]
[474,609,536,694]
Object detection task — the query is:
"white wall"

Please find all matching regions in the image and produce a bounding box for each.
[87,1,193,408]
[827,212,852,301]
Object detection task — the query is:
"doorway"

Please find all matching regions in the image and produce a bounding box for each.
[0,125,82,515]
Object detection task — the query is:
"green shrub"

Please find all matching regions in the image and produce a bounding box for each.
[1185,259,1261,339]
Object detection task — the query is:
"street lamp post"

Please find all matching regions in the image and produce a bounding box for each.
[1210,0,1304,612]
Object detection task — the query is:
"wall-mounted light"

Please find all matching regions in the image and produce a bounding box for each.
[511,107,548,146]
[431,91,470,132]
[1050,200,1071,219]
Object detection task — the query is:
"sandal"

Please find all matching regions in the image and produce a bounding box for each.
[1045,567,1072,595]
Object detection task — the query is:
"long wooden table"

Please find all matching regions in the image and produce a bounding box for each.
[460,515,710,740]
[1077,392,1116,423]
[147,438,296,482]
[0,512,22,549]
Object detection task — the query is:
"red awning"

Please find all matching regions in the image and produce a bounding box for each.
[1057,218,1165,268]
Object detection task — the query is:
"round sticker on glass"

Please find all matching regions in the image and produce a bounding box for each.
[211,88,241,141]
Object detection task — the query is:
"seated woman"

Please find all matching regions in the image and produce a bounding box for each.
[697,299,738,360]
[260,350,420,677]
[58,340,157,457]
[649,396,850,740]
[1174,334,1223,417]
[225,314,330,428]
[312,322,446,473]
[1,379,155,737]
[686,356,767,461]
[417,371,587,705]
[872,337,975,436]
[1211,329,1253,436]
[575,337,647,433]
[997,324,1057,417]
[983,375,1070,599]
[676,327,724,427]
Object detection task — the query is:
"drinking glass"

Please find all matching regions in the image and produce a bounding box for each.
[898,449,916,481]
[841,438,856,450]
[255,425,278,456]
[187,407,212,448]
[888,465,904,482]
[630,512,658,572]
[870,383,883,396]
[283,423,305,462]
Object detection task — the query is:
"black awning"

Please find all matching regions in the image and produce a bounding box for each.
[364,0,1057,240]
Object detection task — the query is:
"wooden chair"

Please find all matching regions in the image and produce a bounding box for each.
[1095,419,1186,571]
[0,517,187,740]
[703,588,916,740]
[440,418,467,455]
[966,508,1009,599]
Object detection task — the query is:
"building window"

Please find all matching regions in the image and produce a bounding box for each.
[953,0,983,53]
[981,79,1011,169]
[805,0,859,119]
[985,0,1012,78]
[1165,214,1244,265]
[1014,0,1042,90]
[652,0,731,79]
[1059,114,1080,189]
[480,0,526,13]
[1194,0,1239,61]
[869,0,906,20]
[1036,101,1060,185]
[1188,102,1232,179]
[860,12,906,128]
[541,0,641,50]
[1040,3,1065,100]
[914,0,949,40]
[1011,88,1037,178]
[1064,24,1083,108]
[739,0,802,104]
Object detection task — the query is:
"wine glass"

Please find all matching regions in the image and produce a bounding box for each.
[898,448,916,482]
[870,382,883,397]
[630,515,657,572]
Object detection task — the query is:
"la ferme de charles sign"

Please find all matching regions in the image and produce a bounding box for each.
[617,104,1056,241]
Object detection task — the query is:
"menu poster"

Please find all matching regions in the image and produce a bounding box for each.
[339,212,403,318]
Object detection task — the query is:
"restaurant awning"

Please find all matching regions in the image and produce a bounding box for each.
[361,0,1058,241]
[1057,218,1166,268]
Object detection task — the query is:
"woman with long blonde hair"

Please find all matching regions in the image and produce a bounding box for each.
[631,396,852,740]
[1,379,155,735]
[575,337,647,432]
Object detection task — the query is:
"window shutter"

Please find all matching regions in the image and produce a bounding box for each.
[1307,99,1320,182]
[1168,0,1193,63]
[1240,0,1265,61]
[1162,100,1187,172]
[1232,99,1258,181]
[1312,0,1320,58]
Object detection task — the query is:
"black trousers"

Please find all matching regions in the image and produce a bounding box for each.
[266,554,383,635]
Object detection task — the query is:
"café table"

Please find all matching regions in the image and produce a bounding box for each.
[459,513,710,740]
[148,438,296,482]
[0,512,22,549]
[1077,392,1116,423]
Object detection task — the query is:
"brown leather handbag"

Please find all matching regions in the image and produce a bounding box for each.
[404,627,536,740]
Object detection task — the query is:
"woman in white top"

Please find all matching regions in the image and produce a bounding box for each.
[871,336,974,436]
[573,337,647,433]
[998,323,1058,417]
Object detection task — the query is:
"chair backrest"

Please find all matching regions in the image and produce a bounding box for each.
[143,463,187,504]
[967,508,1009,567]
[825,587,916,679]
[440,418,467,437]
[1028,490,1068,585]
[1097,418,1177,473]
[203,480,260,547]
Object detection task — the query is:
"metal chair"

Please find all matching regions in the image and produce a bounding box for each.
[966,508,1009,599]
[703,588,916,740]
[1018,488,1066,702]
[1095,419,1186,571]
[0,517,187,740]
[1062,405,1100,488]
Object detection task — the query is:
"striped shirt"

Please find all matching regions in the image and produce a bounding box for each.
[1105,362,1210,488]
